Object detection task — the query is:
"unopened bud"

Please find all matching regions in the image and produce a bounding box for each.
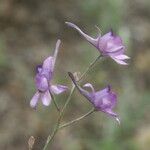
[28,136,35,150]
[73,72,81,81]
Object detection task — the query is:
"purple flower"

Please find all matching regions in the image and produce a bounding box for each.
[66,22,130,65]
[68,72,120,124]
[30,40,68,108]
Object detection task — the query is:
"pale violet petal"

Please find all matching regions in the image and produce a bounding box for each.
[100,32,112,44]
[99,32,113,50]
[30,91,40,108]
[50,84,68,95]
[42,40,61,74]
[41,90,51,106]
[35,74,49,92]
[106,45,124,53]
[83,83,95,93]
[42,56,54,73]
[113,54,130,60]
[104,109,120,124]
[53,39,61,65]
[104,109,118,117]
[111,57,128,65]
[95,85,110,98]
[65,22,97,46]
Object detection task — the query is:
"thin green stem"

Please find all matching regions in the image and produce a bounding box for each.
[78,54,102,82]
[49,90,60,112]
[42,55,101,150]
[43,86,75,150]
[59,107,95,129]
[61,85,75,113]
[43,113,61,150]
[61,54,102,114]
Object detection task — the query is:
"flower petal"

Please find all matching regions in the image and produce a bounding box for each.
[99,32,113,45]
[30,91,40,108]
[83,83,95,93]
[106,46,124,53]
[98,31,115,50]
[50,84,68,94]
[113,54,130,60]
[35,74,49,92]
[104,109,118,117]
[109,91,117,109]
[53,39,61,65]
[111,57,128,65]
[103,109,120,124]
[41,90,51,106]
[41,40,61,80]
[42,56,54,74]
[95,85,110,98]
[65,22,97,46]
[94,86,117,110]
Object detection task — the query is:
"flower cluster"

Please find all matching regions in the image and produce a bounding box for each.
[30,40,68,108]
[68,72,120,124]
[30,22,130,123]
[66,22,130,65]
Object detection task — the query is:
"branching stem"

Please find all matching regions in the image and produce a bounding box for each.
[59,107,95,129]
[42,55,102,150]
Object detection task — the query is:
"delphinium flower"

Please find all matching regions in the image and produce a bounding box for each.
[30,40,68,108]
[68,72,120,124]
[66,22,129,65]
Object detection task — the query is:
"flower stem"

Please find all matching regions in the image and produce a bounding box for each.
[59,107,95,129]
[49,90,60,112]
[43,114,61,150]
[78,54,102,82]
[58,54,102,117]
[42,55,101,150]
[42,86,75,150]
[61,85,75,113]
[52,96,60,112]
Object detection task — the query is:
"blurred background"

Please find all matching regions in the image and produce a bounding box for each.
[0,0,150,149]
